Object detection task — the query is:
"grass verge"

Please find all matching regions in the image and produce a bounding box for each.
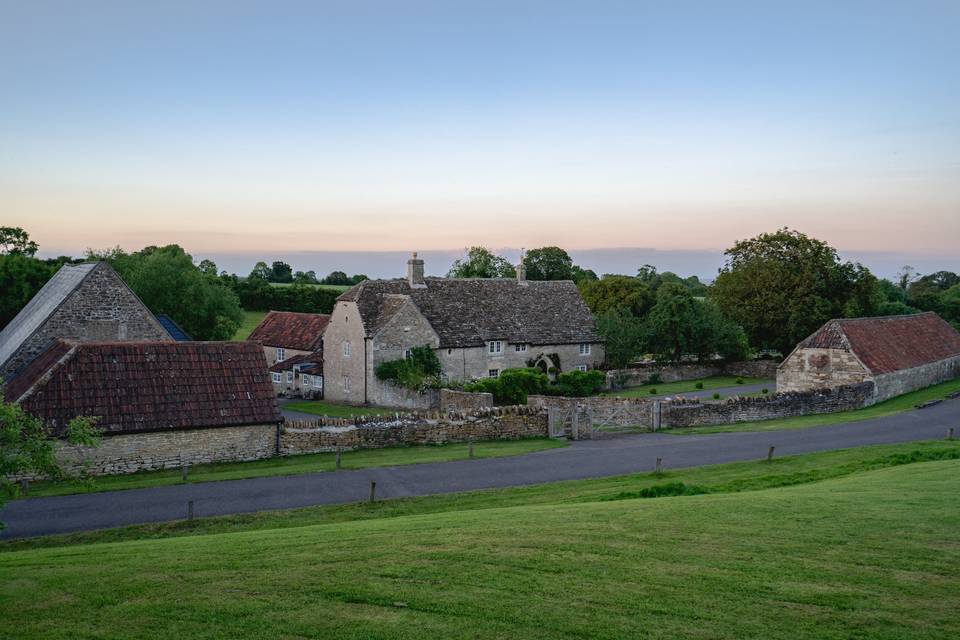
[1,453,958,638]
[18,439,567,499]
[606,375,771,397]
[664,377,960,434]
[6,439,958,552]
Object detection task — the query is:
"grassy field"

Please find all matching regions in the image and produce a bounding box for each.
[19,439,567,499]
[231,309,268,340]
[606,374,771,397]
[269,282,351,293]
[665,377,960,435]
[2,444,958,638]
[284,400,398,418]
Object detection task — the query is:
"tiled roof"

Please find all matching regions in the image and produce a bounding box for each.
[797,312,960,374]
[7,340,281,436]
[269,351,323,374]
[0,262,97,371]
[338,278,601,348]
[155,314,193,341]
[247,311,329,351]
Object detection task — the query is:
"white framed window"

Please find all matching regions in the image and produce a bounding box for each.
[286,371,293,383]
[271,372,282,383]
[488,340,503,355]
[314,376,323,389]
[575,364,588,372]
[343,376,351,392]
[302,374,311,386]
[488,369,499,378]
[514,343,528,353]
[276,347,286,362]
[579,343,591,356]
[343,342,351,358]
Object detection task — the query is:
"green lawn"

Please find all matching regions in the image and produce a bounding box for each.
[665,377,960,435]
[18,439,567,499]
[269,282,351,293]
[2,446,958,638]
[606,374,772,397]
[231,309,268,341]
[284,400,398,418]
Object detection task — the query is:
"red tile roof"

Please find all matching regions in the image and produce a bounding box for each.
[797,312,960,374]
[247,311,329,351]
[7,340,282,436]
[268,351,323,374]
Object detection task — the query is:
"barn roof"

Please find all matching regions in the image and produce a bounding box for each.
[247,311,329,351]
[6,340,282,436]
[796,312,960,374]
[0,262,97,372]
[268,351,323,374]
[338,277,600,348]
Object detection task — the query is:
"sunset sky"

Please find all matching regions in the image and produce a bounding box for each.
[2,1,958,276]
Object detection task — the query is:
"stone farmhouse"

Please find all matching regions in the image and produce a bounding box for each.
[269,351,324,398]
[0,261,173,379]
[5,340,282,475]
[324,253,604,406]
[247,310,329,367]
[777,312,960,404]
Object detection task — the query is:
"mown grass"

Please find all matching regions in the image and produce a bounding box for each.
[6,440,958,552]
[2,452,958,638]
[606,374,771,397]
[230,309,268,340]
[284,400,397,418]
[665,377,960,434]
[269,282,351,292]
[19,439,567,499]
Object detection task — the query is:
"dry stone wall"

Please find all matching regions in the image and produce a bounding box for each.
[440,388,494,412]
[606,360,779,389]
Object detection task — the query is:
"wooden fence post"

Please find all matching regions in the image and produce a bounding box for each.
[19,478,29,496]
[767,446,775,462]
[655,457,663,475]
[571,409,580,441]
[468,440,475,459]
[187,500,194,520]
[369,481,377,503]
[336,447,342,469]
[948,428,955,441]
[182,465,189,482]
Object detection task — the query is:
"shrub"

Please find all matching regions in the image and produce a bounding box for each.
[646,372,663,385]
[550,369,605,397]
[648,387,657,395]
[762,388,769,394]
[375,346,442,390]
[735,377,745,384]
[694,381,704,389]
[465,368,548,404]
[712,392,721,400]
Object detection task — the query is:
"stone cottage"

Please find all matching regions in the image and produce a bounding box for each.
[247,311,329,367]
[269,351,324,398]
[5,340,283,475]
[323,253,605,407]
[777,312,960,404]
[0,261,172,379]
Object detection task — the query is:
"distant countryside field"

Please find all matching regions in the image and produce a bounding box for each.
[232,310,268,341]
[269,282,351,293]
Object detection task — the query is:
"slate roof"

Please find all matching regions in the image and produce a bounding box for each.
[6,340,282,437]
[247,311,329,351]
[155,314,193,341]
[338,278,601,348]
[796,312,960,375]
[269,351,323,374]
[0,262,97,371]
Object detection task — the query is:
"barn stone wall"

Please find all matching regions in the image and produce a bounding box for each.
[873,355,960,403]
[776,348,871,394]
[2,263,171,377]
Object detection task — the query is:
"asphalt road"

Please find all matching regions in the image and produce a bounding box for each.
[3,397,958,539]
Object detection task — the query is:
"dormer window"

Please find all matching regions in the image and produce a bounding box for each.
[488,340,503,355]
[276,347,285,362]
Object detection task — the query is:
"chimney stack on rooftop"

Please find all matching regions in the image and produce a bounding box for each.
[517,249,527,284]
[407,251,426,288]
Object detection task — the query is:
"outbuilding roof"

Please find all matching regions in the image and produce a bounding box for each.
[6,340,282,436]
[338,277,600,348]
[247,311,329,351]
[795,312,960,374]
[268,351,323,374]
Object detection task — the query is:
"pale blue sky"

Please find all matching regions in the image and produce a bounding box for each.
[1,1,958,272]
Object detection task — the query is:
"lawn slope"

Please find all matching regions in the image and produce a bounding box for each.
[2,458,958,639]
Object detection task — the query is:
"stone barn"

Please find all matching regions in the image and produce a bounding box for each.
[777,312,960,404]
[0,261,173,379]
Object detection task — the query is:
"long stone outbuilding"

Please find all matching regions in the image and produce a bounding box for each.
[776,312,960,404]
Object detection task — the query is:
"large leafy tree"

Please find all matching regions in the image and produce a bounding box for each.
[447,247,515,278]
[578,275,653,317]
[709,228,881,354]
[99,245,243,340]
[644,284,748,363]
[0,255,54,330]
[271,261,293,283]
[523,246,574,281]
[0,226,39,256]
[907,271,960,313]
[594,309,646,369]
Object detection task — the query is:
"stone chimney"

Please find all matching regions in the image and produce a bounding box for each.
[407,251,426,288]
[516,250,527,285]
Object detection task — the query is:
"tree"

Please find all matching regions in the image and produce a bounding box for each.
[578,276,653,317]
[270,261,293,283]
[249,261,271,281]
[595,309,645,369]
[571,266,598,283]
[323,271,351,285]
[709,228,881,354]
[293,270,318,284]
[907,271,960,313]
[897,265,919,291]
[643,283,700,363]
[103,245,243,340]
[0,226,39,256]
[1,400,101,528]
[198,259,218,277]
[447,247,515,278]
[0,255,54,330]
[523,247,573,281]
[941,284,960,328]
[350,274,369,284]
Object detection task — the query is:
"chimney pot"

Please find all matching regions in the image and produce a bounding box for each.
[407,252,426,288]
